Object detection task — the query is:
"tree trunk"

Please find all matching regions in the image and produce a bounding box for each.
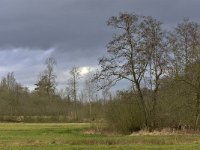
[151,91,158,130]
[135,81,148,127]
[89,102,92,121]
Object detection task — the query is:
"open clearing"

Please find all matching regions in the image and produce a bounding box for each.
[0,123,199,150]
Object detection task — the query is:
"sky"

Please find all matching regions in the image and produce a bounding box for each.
[0,0,200,91]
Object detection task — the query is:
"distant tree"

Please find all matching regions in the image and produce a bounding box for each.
[35,74,49,95]
[168,19,200,75]
[181,63,200,129]
[168,19,200,129]
[84,69,97,120]
[0,72,25,115]
[66,67,80,120]
[35,57,57,103]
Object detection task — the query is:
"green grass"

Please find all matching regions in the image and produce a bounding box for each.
[0,123,199,149]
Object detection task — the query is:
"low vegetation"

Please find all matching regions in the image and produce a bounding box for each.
[0,123,199,150]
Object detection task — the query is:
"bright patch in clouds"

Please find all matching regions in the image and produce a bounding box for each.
[0,47,97,91]
[79,67,93,76]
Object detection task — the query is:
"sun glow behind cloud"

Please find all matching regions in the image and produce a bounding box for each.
[79,67,92,76]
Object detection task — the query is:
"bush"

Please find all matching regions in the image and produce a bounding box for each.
[105,92,144,134]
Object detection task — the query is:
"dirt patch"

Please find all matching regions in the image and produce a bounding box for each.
[83,129,97,135]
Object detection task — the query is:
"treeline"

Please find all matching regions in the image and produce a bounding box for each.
[0,59,104,122]
[0,12,199,133]
[0,71,104,122]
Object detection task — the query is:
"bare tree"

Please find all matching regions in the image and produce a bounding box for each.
[168,19,200,129]
[169,19,200,75]
[66,67,80,120]
[94,13,169,128]
[140,16,169,128]
[1,72,24,115]
[94,13,150,126]
[84,69,97,120]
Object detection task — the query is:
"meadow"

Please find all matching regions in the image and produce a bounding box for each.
[0,123,199,149]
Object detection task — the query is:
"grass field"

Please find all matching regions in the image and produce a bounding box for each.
[0,123,199,149]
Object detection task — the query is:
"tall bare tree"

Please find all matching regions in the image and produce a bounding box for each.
[95,13,148,126]
[94,13,169,128]
[140,16,169,128]
[84,69,97,120]
[66,67,80,120]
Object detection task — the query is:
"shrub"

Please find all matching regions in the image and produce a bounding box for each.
[105,92,144,134]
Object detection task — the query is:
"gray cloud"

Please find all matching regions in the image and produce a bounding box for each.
[0,0,200,50]
[0,0,200,90]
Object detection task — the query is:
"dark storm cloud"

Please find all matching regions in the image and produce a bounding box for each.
[0,0,200,51]
[0,0,123,50]
[0,0,200,90]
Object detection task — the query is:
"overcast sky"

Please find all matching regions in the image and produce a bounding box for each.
[0,0,200,91]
